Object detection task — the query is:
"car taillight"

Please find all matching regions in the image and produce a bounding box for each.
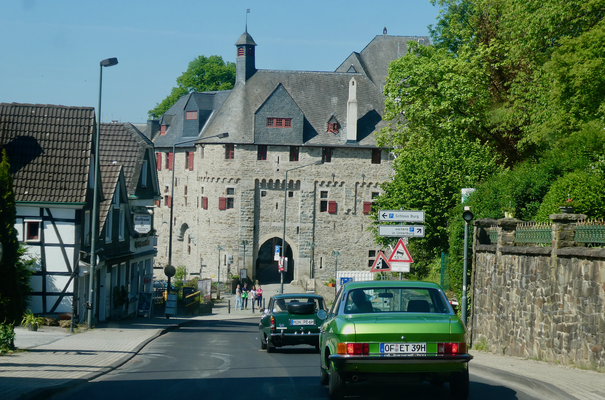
[270,316,275,331]
[438,342,467,354]
[336,342,369,355]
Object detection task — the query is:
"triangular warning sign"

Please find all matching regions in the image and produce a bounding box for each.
[388,239,414,263]
[370,251,391,272]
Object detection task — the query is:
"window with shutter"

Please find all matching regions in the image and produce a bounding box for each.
[202,197,208,210]
[363,201,372,215]
[165,196,172,208]
[186,151,194,170]
[156,153,162,170]
[166,152,173,170]
[328,201,337,214]
[218,197,226,210]
[371,148,382,164]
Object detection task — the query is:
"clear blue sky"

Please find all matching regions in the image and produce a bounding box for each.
[0,0,441,124]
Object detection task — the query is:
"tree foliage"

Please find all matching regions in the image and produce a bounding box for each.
[374,0,605,296]
[149,55,236,118]
[0,150,31,324]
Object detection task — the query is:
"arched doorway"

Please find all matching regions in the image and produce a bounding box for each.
[256,237,294,284]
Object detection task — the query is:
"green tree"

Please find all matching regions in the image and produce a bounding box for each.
[0,149,31,325]
[149,55,236,118]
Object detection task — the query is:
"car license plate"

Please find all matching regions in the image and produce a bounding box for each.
[380,343,426,354]
[291,319,315,326]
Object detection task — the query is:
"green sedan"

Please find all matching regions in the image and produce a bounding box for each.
[259,293,327,352]
[319,281,472,400]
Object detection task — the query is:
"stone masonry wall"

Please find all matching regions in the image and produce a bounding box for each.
[472,216,605,369]
[153,143,391,286]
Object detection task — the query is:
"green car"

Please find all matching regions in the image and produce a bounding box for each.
[319,281,472,400]
[259,293,327,352]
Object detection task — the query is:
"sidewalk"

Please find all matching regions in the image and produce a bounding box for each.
[1,284,603,400]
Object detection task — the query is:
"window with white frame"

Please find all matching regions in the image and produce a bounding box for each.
[113,186,120,208]
[141,160,148,187]
[24,220,41,242]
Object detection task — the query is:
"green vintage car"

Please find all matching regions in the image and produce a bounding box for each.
[259,293,327,352]
[319,281,472,400]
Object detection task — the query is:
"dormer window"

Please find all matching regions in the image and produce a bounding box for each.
[267,118,292,128]
[327,115,339,133]
[186,111,198,120]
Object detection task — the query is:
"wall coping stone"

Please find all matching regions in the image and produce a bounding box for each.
[499,246,552,256]
[556,247,605,259]
[476,244,497,253]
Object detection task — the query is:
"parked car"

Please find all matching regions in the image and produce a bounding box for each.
[318,281,472,400]
[259,294,327,353]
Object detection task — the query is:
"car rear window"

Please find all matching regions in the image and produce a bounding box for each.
[273,297,325,312]
[344,288,451,314]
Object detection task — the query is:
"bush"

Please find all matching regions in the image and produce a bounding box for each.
[535,170,605,221]
[0,321,15,352]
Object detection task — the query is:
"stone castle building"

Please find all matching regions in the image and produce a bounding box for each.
[148,29,429,286]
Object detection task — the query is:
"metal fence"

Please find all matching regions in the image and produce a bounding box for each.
[515,222,552,245]
[575,219,605,245]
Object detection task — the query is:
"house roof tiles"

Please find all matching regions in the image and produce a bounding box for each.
[0,102,95,204]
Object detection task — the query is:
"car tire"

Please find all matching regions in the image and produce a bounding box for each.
[328,361,345,400]
[449,368,469,400]
[267,339,275,353]
[260,334,267,350]
[320,359,329,385]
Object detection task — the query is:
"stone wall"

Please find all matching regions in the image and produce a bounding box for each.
[472,215,605,370]
[153,143,390,286]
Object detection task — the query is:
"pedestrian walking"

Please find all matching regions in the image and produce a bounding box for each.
[250,286,257,310]
[235,284,242,310]
[242,284,249,309]
[256,285,263,308]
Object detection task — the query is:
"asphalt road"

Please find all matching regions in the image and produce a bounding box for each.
[50,319,542,400]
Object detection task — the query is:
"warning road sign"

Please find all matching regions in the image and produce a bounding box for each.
[388,239,414,263]
[370,251,391,272]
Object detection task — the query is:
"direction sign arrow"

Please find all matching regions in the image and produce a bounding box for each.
[379,210,425,223]
[378,225,425,238]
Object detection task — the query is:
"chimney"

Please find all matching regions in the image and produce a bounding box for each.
[146,113,160,140]
[346,77,358,142]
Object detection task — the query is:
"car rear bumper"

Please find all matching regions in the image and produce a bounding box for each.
[269,331,320,346]
[328,353,473,372]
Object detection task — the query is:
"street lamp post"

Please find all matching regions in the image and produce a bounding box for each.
[332,250,340,296]
[461,207,474,325]
[280,160,323,294]
[88,57,118,329]
[217,245,223,300]
[166,133,228,293]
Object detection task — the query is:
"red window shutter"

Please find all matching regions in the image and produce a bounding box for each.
[363,201,372,215]
[166,196,172,208]
[156,153,161,170]
[202,197,208,210]
[218,197,226,210]
[187,152,194,171]
[167,152,173,170]
[154,200,160,207]
[160,125,167,135]
[328,201,337,214]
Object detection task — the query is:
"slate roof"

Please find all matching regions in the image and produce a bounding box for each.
[154,91,231,149]
[0,102,95,204]
[153,32,430,149]
[99,122,153,196]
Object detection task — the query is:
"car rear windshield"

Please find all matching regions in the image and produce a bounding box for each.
[344,287,451,314]
[273,297,325,312]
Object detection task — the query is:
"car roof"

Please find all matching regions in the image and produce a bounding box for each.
[343,280,442,290]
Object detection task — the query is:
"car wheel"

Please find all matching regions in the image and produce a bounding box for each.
[260,334,267,350]
[267,339,275,353]
[320,358,329,385]
[449,368,469,400]
[328,361,345,400]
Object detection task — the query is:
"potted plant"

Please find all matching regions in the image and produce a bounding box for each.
[21,310,45,331]
[326,278,336,287]
[559,195,576,214]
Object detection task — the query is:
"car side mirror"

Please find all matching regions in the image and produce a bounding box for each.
[317,310,327,320]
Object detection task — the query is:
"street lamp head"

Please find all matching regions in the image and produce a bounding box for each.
[101,58,118,67]
[217,132,228,139]
[217,245,223,251]
[462,209,474,223]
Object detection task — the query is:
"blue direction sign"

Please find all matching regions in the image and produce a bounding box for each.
[378,225,425,238]
[379,210,425,223]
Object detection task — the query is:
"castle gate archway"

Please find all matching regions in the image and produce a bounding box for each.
[256,237,294,284]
